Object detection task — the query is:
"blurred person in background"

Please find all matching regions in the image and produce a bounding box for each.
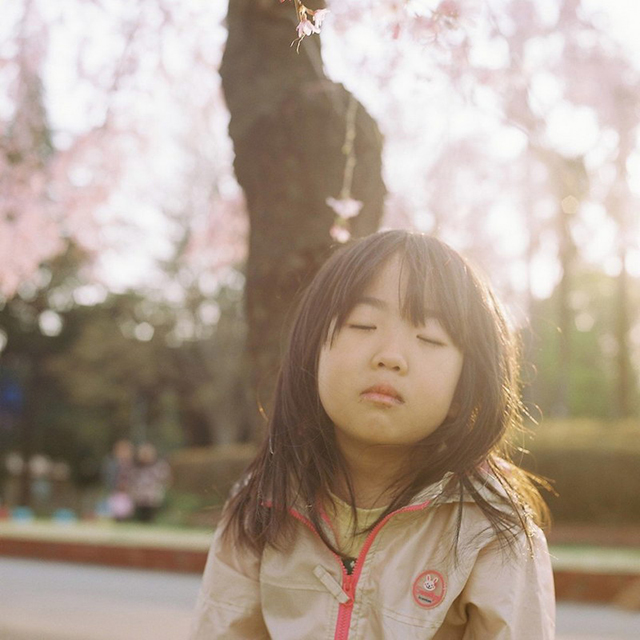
[130,442,171,523]
[103,439,135,522]
[29,454,53,513]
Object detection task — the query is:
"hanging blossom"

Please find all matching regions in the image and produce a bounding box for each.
[327,197,363,244]
[324,92,362,244]
[281,0,329,50]
[326,196,363,219]
[329,223,352,243]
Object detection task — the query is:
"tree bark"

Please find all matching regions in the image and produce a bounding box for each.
[610,99,636,419]
[551,155,587,417]
[220,0,386,438]
[615,247,631,417]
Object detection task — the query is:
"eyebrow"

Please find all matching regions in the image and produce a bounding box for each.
[354,296,443,320]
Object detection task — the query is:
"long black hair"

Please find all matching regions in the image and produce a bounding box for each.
[223,230,549,554]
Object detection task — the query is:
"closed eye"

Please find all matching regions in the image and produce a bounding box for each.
[417,335,445,346]
[347,324,376,331]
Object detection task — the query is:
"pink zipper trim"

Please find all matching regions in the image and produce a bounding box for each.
[288,507,348,573]
[288,500,432,640]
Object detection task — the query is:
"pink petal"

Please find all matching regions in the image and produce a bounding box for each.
[330,224,351,243]
[326,197,363,219]
[313,9,329,28]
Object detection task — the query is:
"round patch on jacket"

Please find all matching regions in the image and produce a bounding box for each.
[412,570,446,609]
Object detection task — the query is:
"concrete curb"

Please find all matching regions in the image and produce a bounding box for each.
[554,571,640,604]
[0,536,207,574]
[2,525,640,606]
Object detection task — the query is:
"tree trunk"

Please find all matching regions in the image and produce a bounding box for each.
[615,247,631,417]
[220,0,386,439]
[554,226,572,418]
[611,110,635,419]
[551,155,587,417]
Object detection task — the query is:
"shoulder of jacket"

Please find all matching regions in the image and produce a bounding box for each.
[412,470,511,506]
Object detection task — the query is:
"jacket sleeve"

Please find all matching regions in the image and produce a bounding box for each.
[460,525,555,639]
[189,525,270,640]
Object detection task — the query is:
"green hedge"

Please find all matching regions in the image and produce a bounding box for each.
[168,443,257,505]
[523,448,640,524]
[169,420,640,526]
[523,419,640,524]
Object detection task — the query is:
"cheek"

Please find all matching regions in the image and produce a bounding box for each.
[317,347,335,408]
[317,345,353,417]
[424,352,464,404]
[447,354,464,393]
[443,356,464,413]
[317,343,329,379]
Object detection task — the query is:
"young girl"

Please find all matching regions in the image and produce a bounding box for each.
[190,230,555,639]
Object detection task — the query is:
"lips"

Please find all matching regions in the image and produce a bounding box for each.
[361,384,405,406]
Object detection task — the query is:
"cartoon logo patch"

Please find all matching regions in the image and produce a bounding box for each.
[412,570,446,609]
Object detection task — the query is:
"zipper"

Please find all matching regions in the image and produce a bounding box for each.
[289,500,432,640]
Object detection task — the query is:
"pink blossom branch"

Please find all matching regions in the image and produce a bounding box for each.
[280,0,329,51]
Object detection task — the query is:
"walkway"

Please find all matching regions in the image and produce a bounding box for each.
[2,557,640,640]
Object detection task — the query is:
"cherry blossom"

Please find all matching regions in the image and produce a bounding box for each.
[297,18,319,39]
[2,0,639,315]
[330,223,351,244]
[281,0,329,49]
[0,0,234,298]
[313,9,329,29]
[326,197,363,219]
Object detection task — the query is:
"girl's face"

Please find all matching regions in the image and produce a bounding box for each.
[317,255,464,457]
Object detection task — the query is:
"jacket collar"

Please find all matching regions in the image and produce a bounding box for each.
[286,468,508,518]
[408,469,510,508]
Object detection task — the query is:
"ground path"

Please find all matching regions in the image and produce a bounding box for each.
[2,557,640,640]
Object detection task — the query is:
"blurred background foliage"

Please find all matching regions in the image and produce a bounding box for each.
[1,0,639,526]
[529,268,640,420]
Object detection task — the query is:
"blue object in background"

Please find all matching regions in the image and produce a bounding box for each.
[95,500,111,519]
[0,376,23,417]
[52,508,78,524]
[11,506,34,522]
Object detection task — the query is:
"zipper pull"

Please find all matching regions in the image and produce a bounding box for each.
[342,575,355,605]
[313,565,351,604]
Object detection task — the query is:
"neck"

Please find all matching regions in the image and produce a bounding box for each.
[334,435,409,509]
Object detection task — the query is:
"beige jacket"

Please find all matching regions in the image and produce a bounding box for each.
[189,477,555,639]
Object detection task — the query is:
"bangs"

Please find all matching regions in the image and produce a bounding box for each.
[322,232,472,349]
[396,240,467,347]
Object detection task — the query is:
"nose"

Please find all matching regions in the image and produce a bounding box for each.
[372,340,408,374]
